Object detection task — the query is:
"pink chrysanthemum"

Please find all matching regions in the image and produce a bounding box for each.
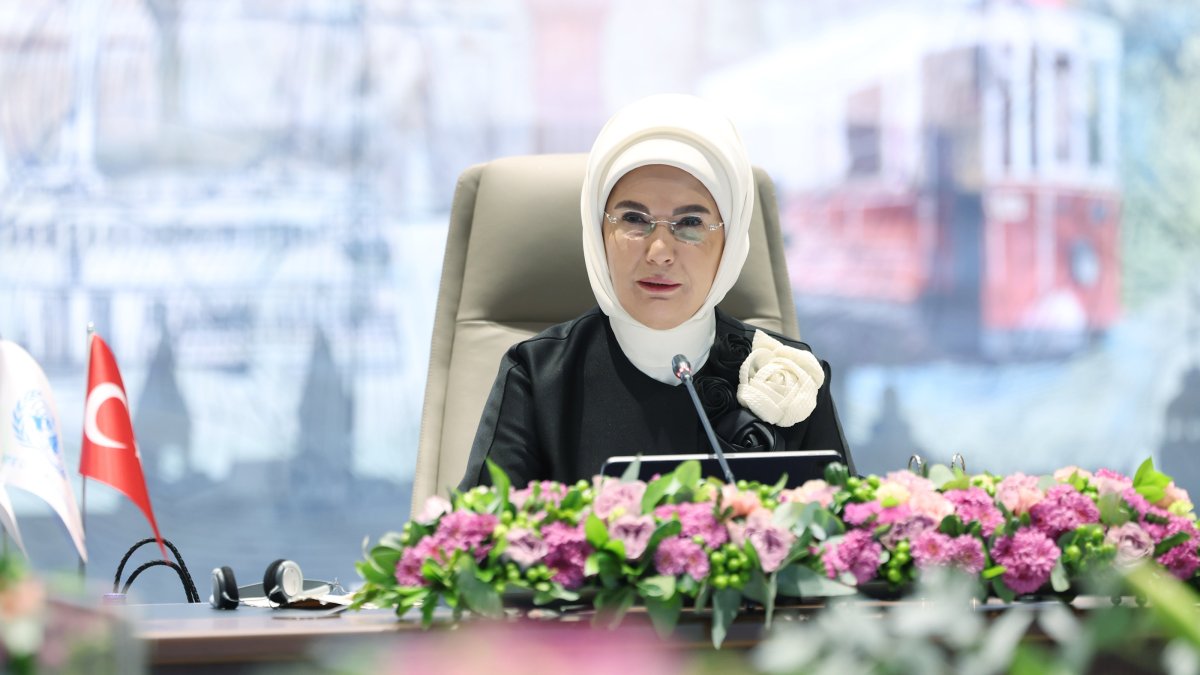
[843,501,881,526]
[822,530,883,585]
[991,529,1061,595]
[948,536,987,574]
[945,487,1005,536]
[655,502,729,549]
[1030,484,1100,540]
[654,536,710,581]
[541,522,591,589]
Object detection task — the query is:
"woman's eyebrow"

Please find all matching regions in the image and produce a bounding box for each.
[672,204,711,216]
[612,200,649,211]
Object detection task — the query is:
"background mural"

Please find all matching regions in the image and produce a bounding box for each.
[1,0,1198,600]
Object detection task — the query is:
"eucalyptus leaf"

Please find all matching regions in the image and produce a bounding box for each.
[585,513,609,548]
[1050,559,1070,593]
[776,565,856,598]
[638,575,676,600]
[927,464,956,489]
[772,501,805,529]
[676,460,702,489]
[645,593,683,639]
[711,588,742,649]
[642,474,672,512]
[378,532,407,550]
[1097,492,1130,527]
[620,455,643,483]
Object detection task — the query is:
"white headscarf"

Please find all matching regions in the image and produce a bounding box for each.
[581,94,755,384]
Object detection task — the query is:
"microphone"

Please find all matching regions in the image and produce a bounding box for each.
[672,354,737,485]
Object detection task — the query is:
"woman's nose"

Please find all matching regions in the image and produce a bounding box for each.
[644,227,676,264]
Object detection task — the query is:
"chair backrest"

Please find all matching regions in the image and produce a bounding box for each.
[411,153,799,510]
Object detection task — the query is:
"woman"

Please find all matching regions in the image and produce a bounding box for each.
[459,94,853,490]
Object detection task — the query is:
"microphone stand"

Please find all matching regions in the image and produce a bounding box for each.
[672,355,736,485]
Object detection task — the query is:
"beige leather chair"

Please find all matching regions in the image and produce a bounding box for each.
[411,154,799,510]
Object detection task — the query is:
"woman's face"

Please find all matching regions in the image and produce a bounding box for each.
[602,164,725,330]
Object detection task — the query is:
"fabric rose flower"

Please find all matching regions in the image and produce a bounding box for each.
[695,375,737,418]
[711,332,753,380]
[737,330,824,427]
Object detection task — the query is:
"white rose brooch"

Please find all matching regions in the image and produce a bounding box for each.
[736,330,824,428]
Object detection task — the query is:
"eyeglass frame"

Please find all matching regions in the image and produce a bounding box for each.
[602,209,725,245]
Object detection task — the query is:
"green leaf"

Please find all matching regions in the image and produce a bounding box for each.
[644,593,683,639]
[938,515,965,537]
[1134,457,1173,504]
[421,591,440,627]
[593,586,637,629]
[1050,559,1070,593]
[1097,492,1130,527]
[823,462,849,487]
[693,580,710,612]
[741,569,769,604]
[585,513,610,548]
[1154,531,1191,557]
[771,501,806,529]
[992,577,1016,603]
[775,564,855,598]
[927,464,956,489]
[642,474,673,512]
[358,558,398,586]
[1125,563,1200,648]
[982,565,1007,580]
[637,575,676,600]
[485,459,512,514]
[378,532,407,550]
[711,588,742,649]
[675,460,702,490]
[455,558,503,618]
[620,455,643,483]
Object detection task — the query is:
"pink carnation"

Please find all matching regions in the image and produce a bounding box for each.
[593,480,647,520]
[948,536,987,574]
[822,530,883,585]
[720,485,763,518]
[843,501,881,526]
[511,481,568,510]
[435,511,499,561]
[883,471,937,494]
[945,487,1005,536]
[996,473,1043,516]
[655,502,729,549]
[991,529,1060,595]
[395,536,441,587]
[654,536,710,581]
[1030,484,1100,539]
[541,522,591,589]
[1053,466,1093,483]
[911,531,954,567]
[908,490,955,522]
[1156,482,1193,511]
[781,479,836,508]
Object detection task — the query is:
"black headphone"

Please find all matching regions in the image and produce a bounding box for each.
[209,559,331,609]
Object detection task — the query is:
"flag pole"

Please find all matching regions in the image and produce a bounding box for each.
[80,322,94,581]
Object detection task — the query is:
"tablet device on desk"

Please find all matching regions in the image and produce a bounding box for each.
[599,450,841,487]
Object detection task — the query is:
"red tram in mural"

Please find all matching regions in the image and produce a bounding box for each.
[711,2,1122,359]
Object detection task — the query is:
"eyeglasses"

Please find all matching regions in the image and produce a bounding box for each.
[603,210,724,245]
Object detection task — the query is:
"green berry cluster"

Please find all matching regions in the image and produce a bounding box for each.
[883,539,914,585]
[709,542,753,590]
[846,475,880,503]
[1062,524,1116,571]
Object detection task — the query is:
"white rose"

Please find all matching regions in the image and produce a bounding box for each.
[736,330,824,427]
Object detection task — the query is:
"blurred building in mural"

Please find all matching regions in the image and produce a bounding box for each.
[1,0,1198,598]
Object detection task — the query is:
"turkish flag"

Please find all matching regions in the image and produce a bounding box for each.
[79,334,167,559]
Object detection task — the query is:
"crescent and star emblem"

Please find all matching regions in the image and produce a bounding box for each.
[84,382,129,450]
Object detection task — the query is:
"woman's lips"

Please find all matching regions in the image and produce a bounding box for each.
[637,278,681,294]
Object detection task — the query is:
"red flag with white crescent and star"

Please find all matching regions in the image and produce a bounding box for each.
[79,333,167,559]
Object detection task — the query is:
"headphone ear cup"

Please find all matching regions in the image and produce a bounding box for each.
[263,559,303,606]
[211,566,239,610]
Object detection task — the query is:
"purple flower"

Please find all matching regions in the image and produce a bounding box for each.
[610,515,656,560]
[504,527,548,568]
[1121,487,1153,518]
[742,513,796,573]
[822,530,883,585]
[911,531,954,568]
[593,480,647,520]
[511,481,568,510]
[541,522,591,589]
[1030,484,1101,540]
[843,501,881,526]
[1159,540,1200,580]
[654,536,711,581]
[435,511,499,562]
[880,515,935,550]
[1104,522,1154,569]
[654,502,729,549]
[948,536,986,574]
[945,487,1005,537]
[991,529,1061,595]
[395,536,441,587]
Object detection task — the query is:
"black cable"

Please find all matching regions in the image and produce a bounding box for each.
[113,538,200,603]
[121,560,198,603]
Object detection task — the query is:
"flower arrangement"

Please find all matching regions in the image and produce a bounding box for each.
[353,458,1200,648]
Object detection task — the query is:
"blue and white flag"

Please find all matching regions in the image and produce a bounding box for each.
[0,340,87,561]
